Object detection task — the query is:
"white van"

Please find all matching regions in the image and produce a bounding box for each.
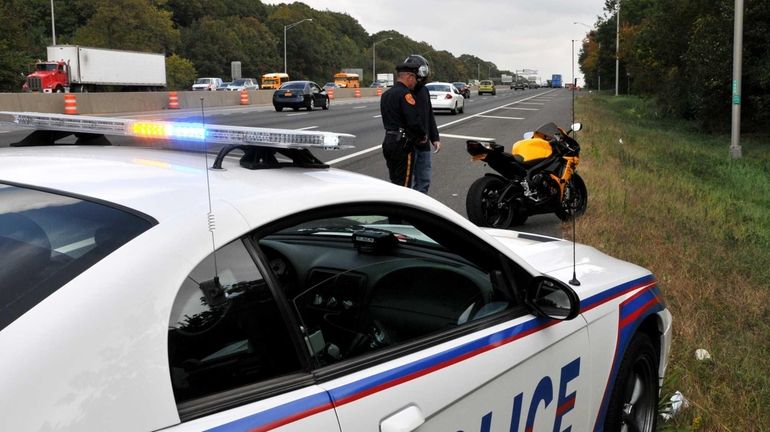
[192,77,223,91]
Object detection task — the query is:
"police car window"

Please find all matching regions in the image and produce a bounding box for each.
[167,239,302,405]
[0,183,154,331]
[256,210,516,368]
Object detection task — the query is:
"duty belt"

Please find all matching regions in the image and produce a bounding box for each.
[385,129,405,137]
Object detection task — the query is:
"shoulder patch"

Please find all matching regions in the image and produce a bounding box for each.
[404,93,416,105]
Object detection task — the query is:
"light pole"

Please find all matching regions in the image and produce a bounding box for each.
[50,0,56,45]
[615,3,620,96]
[372,37,392,85]
[284,18,312,74]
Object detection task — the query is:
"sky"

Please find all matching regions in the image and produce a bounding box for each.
[262,0,610,86]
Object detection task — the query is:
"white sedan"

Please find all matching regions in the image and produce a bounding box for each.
[0,112,671,432]
[425,81,465,114]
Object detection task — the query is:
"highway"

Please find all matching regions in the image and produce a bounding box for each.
[0,86,577,237]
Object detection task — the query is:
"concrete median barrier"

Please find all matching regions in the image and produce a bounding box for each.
[0,88,381,115]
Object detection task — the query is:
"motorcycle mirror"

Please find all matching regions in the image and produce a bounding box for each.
[570,122,582,133]
[522,132,534,139]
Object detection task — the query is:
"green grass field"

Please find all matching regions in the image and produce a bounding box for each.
[571,94,770,431]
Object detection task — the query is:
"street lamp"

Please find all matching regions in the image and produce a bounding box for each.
[372,37,392,85]
[50,0,56,45]
[284,18,312,74]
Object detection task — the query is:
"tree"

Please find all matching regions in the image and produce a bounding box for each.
[166,54,196,90]
[73,0,180,53]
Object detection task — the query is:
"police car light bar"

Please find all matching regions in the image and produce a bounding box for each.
[0,111,355,150]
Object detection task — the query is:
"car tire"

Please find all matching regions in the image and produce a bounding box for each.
[604,333,659,432]
[293,107,299,111]
[308,98,315,111]
[492,91,496,95]
[466,176,515,228]
[450,103,457,115]
[274,106,283,112]
[459,103,464,114]
[322,97,330,110]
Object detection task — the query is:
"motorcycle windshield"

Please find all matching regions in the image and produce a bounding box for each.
[533,122,561,140]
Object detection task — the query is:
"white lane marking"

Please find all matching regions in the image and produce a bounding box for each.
[296,126,318,130]
[440,133,496,141]
[328,89,558,165]
[372,114,382,118]
[353,106,367,109]
[287,112,308,117]
[478,115,525,120]
[518,102,545,105]
[500,107,539,111]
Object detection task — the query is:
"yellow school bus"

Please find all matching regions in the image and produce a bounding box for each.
[333,72,360,88]
[261,73,290,90]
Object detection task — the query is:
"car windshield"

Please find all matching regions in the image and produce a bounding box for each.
[231,79,248,86]
[426,84,452,92]
[275,216,439,246]
[453,82,465,88]
[196,78,213,84]
[281,82,306,90]
[0,183,155,331]
[481,81,493,86]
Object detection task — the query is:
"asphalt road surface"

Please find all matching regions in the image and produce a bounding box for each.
[0,87,579,237]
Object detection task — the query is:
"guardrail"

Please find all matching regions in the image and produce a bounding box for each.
[0,88,381,115]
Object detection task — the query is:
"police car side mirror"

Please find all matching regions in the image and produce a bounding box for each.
[525,276,580,320]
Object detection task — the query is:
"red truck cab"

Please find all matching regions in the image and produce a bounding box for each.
[23,60,69,93]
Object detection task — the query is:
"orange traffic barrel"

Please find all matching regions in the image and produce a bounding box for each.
[167,91,180,109]
[64,93,78,115]
[376,87,383,96]
[327,88,335,100]
[354,88,361,98]
[240,89,249,105]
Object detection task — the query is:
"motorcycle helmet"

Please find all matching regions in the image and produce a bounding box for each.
[404,54,430,82]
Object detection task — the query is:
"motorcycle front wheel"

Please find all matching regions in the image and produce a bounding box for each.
[466,176,520,228]
[555,173,588,221]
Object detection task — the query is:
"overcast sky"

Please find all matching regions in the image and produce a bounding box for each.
[262,0,610,85]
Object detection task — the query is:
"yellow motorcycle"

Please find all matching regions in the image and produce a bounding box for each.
[465,122,587,227]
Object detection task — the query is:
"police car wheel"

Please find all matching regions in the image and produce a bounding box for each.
[604,333,659,432]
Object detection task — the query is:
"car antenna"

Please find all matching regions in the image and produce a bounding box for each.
[198,97,224,302]
[568,120,580,287]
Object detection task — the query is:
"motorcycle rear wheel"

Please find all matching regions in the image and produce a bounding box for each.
[466,176,521,228]
[555,173,588,221]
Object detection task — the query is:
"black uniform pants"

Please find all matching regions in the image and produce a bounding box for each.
[382,135,413,188]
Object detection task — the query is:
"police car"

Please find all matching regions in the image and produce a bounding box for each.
[0,112,672,432]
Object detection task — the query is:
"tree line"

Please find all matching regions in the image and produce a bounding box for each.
[578,0,770,132]
[0,0,505,93]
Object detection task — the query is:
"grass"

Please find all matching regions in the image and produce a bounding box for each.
[568,94,770,431]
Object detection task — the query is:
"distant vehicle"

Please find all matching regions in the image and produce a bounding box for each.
[273,80,330,112]
[501,74,513,85]
[225,78,259,91]
[376,73,395,87]
[551,74,562,88]
[261,73,290,90]
[425,82,465,115]
[192,77,223,91]
[369,80,387,88]
[323,82,340,91]
[333,72,360,88]
[23,45,166,93]
[452,82,471,99]
[478,80,496,96]
[511,79,527,90]
[216,81,231,91]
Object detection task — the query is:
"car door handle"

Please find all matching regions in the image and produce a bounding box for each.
[380,404,425,432]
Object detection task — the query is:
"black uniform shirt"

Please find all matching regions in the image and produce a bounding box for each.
[380,82,426,141]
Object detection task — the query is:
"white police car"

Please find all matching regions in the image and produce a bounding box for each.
[0,112,671,432]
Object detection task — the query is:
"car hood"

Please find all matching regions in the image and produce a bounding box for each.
[482,227,652,300]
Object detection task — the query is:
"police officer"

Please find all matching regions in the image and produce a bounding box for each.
[404,54,441,194]
[380,62,427,187]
